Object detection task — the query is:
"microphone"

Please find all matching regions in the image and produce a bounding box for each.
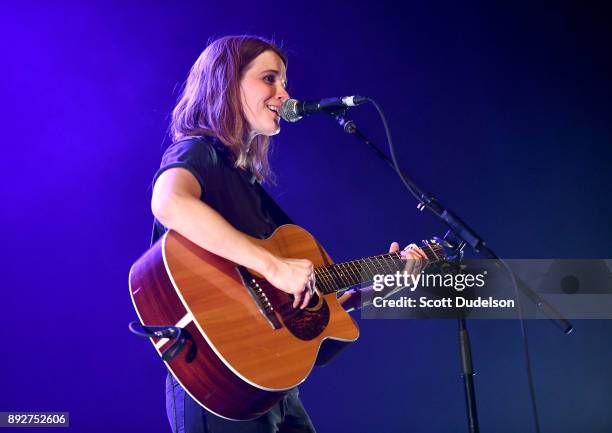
[280,95,367,122]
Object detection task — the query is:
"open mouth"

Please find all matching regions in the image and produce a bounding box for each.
[266,105,280,117]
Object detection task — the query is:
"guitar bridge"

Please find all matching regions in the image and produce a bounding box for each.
[236,267,282,330]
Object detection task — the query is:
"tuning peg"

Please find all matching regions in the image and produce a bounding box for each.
[433,236,457,250]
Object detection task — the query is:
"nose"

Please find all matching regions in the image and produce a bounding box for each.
[275,84,289,102]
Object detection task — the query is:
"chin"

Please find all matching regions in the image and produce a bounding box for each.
[252,121,281,138]
[262,124,281,136]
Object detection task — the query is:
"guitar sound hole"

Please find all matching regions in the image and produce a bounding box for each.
[307,293,319,309]
[245,274,330,341]
[288,292,319,309]
[281,293,329,341]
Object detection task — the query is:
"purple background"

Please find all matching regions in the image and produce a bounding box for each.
[1,2,611,432]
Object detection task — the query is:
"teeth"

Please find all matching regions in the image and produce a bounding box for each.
[267,105,279,113]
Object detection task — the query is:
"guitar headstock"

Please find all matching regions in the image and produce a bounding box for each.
[420,236,464,265]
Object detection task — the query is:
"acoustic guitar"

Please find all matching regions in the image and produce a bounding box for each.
[129,224,445,420]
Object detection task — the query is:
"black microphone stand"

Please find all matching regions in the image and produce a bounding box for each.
[327,109,573,433]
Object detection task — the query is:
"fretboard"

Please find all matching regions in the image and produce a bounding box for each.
[314,240,445,294]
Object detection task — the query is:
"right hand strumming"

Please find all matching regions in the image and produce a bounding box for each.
[263,256,315,309]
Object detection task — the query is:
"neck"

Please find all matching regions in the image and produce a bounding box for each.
[313,241,446,295]
[246,131,258,150]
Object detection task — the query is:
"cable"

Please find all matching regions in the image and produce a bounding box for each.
[365,98,427,206]
[500,260,541,433]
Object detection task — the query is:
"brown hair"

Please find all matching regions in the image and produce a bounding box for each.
[170,35,287,182]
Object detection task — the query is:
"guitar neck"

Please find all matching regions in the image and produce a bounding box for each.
[314,240,445,295]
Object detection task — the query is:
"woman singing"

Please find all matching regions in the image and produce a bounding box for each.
[150,35,426,433]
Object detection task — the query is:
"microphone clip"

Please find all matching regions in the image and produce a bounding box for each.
[330,110,357,134]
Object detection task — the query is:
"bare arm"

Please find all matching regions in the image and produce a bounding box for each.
[152,168,313,308]
[152,168,276,275]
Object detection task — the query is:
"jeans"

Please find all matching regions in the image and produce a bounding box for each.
[165,372,317,433]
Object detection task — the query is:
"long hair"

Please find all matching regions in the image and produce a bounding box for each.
[170,35,287,182]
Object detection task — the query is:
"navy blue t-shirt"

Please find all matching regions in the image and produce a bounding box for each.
[151,136,293,244]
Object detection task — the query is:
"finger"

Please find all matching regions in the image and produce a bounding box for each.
[404,250,421,260]
[404,247,427,261]
[405,253,423,272]
[403,257,416,274]
[389,242,400,253]
[401,243,416,258]
[414,247,428,260]
[409,254,426,272]
[293,291,303,308]
[400,250,418,259]
[300,289,312,309]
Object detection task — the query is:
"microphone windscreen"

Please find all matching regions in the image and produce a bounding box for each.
[280,99,302,123]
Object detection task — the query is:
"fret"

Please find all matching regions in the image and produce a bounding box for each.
[386,253,400,272]
[353,258,369,282]
[345,260,363,284]
[379,253,399,274]
[338,262,360,286]
[391,252,404,272]
[421,240,435,262]
[370,255,383,275]
[334,262,357,288]
[336,260,359,289]
[385,253,404,272]
[315,271,330,294]
[330,264,346,289]
[364,257,380,280]
[431,245,442,262]
[385,253,399,274]
[320,266,336,290]
[323,266,341,293]
[327,264,347,290]
[313,269,326,293]
[374,254,392,275]
[315,267,336,294]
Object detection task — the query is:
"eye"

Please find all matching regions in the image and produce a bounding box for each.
[263,74,276,84]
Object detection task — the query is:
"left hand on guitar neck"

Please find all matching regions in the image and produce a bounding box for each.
[338,241,428,312]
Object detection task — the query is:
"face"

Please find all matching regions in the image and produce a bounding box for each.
[239,50,289,139]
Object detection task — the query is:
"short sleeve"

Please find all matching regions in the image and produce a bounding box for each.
[152,137,218,198]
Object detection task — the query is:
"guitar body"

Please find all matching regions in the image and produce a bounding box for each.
[129,224,359,420]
